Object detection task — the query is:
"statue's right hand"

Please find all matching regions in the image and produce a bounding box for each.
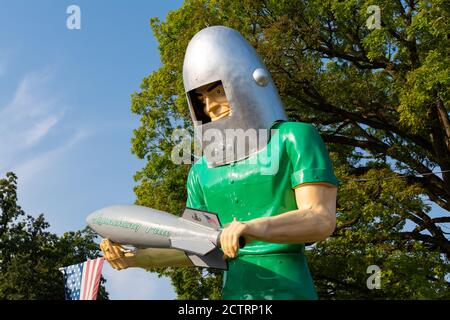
[100,239,134,270]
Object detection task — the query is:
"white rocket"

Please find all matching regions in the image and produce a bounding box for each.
[87,205,245,270]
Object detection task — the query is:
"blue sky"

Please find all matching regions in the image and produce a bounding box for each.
[0,0,184,299]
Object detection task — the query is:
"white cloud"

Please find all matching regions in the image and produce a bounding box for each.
[23,115,59,146]
[0,70,74,180]
[2,71,53,116]
[12,129,89,186]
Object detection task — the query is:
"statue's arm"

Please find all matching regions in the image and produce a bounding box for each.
[100,239,194,270]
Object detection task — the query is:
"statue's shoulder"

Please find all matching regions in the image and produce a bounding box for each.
[187,157,205,184]
[274,121,318,137]
[189,156,207,172]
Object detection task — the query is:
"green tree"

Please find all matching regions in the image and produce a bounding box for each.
[131,0,449,299]
[0,172,108,300]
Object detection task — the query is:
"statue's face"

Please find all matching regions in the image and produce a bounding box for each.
[198,83,231,121]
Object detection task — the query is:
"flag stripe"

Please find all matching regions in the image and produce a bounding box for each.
[85,259,93,300]
[79,259,89,300]
[91,258,104,300]
[87,258,97,299]
[84,259,91,300]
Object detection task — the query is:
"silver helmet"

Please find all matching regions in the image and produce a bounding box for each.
[183,26,287,167]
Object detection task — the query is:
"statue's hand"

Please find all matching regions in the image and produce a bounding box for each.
[220,218,249,259]
[100,239,135,270]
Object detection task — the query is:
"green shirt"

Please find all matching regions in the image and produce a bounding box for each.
[186,121,339,256]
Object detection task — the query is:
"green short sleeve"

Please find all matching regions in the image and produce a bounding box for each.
[186,164,207,210]
[283,122,339,188]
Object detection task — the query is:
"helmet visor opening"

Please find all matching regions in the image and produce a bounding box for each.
[187,80,231,124]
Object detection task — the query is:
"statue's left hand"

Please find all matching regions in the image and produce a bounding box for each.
[220,218,248,259]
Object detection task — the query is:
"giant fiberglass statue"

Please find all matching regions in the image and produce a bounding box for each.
[100,26,338,300]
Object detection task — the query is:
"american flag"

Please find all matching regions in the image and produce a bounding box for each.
[60,257,105,300]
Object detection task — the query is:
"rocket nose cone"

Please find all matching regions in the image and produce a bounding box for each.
[86,213,93,226]
[86,209,102,229]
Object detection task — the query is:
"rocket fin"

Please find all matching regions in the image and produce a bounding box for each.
[182,208,222,230]
[170,238,216,256]
[187,248,228,270]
